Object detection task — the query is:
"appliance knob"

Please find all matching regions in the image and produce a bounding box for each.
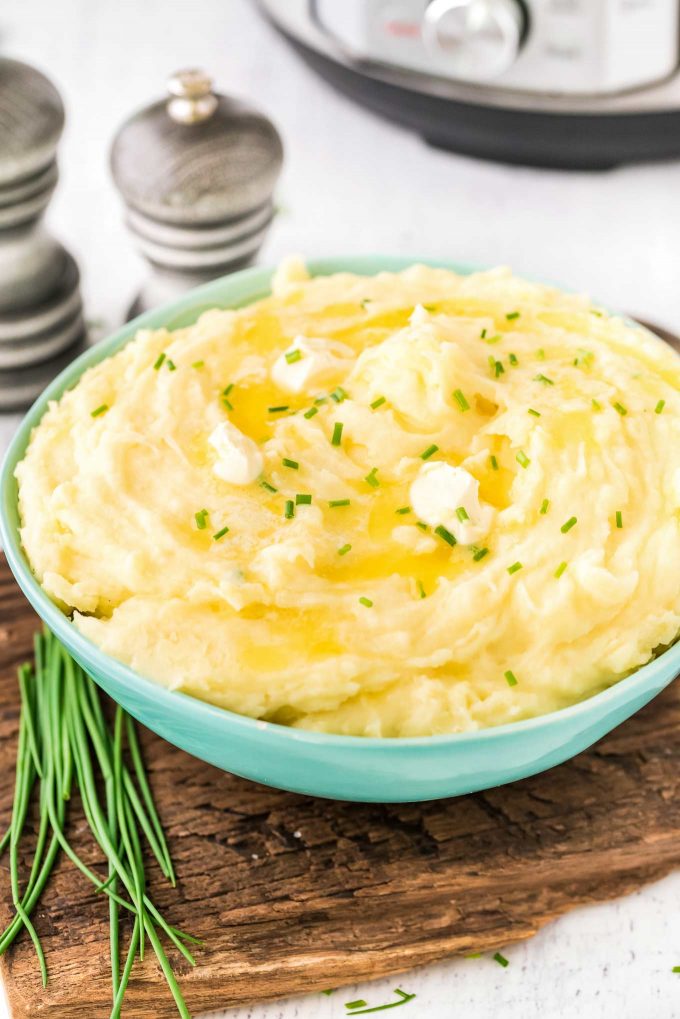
[423,0,525,81]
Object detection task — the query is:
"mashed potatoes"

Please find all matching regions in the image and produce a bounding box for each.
[15,261,680,736]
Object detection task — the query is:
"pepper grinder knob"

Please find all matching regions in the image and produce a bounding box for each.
[110,69,284,318]
[0,57,86,411]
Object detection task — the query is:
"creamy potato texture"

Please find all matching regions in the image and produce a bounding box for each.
[16,261,680,736]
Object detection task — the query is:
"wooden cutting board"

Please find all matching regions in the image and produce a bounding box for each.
[1,555,679,1019]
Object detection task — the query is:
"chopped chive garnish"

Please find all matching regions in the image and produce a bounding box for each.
[423,304,437,312]
[453,389,470,412]
[540,498,550,515]
[192,360,204,368]
[261,480,278,493]
[489,356,504,377]
[490,455,499,471]
[153,352,166,370]
[328,499,350,508]
[222,397,233,411]
[365,468,380,488]
[561,516,577,533]
[456,506,469,522]
[507,562,522,575]
[268,405,289,413]
[434,524,456,547]
[573,349,594,368]
[673,967,680,974]
[416,521,429,531]
[213,526,229,541]
[90,404,109,418]
[222,383,234,396]
[655,399,665,414]
[555,561,568,578]
[615,510,623,529]
[534,373,554,385]
[195,509,209,530]
[284,500,295,519]
[303,406,318,419]
[508,353,519,366]
[420,444,439,460]
[314,396,328,405]
[536,348,546,360]
[359,597,373,608]
[330,386,348,403]
[337,543,352,556]
[494,951,510,966]
[285,348,302,364]
[331,422,344,446]
[360,298,372,309]
[166,359,177,371]
[416,579,426,599]
[592,398,602,411]
[472,546,489,561]
[480,328,487,338]
[528,408,541,417]
[613,401,628,416]
[395,506,411,515]
[504,672,518,688]
[516,450,530,469]
[296,493,312,505]
[370,395,387,409]
[346,1001,367,1011]
[282,458,299,470]
[506,311,520,321]
[484,334,502,345]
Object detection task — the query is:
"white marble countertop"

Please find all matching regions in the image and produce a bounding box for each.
[2,1,680,1016]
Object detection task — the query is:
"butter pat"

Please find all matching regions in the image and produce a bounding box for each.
[271,336,353,394]
[208,421,263,485]
[409,461,492,544]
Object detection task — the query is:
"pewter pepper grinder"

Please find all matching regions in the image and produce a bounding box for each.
[110,69,284,318]
[0,58,86,411]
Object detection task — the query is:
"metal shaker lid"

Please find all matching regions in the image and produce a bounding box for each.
[0,58,65,188]
[110,69,284,226]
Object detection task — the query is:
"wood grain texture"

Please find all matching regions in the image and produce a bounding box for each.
[0,555,678,1018]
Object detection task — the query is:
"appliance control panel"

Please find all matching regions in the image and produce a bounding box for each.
[313,0,680,95]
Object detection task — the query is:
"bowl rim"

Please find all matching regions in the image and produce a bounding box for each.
[2,254,679,750]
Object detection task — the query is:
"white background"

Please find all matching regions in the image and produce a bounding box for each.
[2,1,680,1017]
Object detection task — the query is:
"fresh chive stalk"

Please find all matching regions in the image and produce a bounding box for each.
[0,631,196,1016]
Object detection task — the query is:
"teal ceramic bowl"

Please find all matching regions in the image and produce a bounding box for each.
[1,256,679,803]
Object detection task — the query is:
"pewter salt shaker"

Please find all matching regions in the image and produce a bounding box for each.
[0,58,86,411]
[110,69,284,317]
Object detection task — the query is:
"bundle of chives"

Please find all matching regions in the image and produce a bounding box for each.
[0,629,199,1018]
